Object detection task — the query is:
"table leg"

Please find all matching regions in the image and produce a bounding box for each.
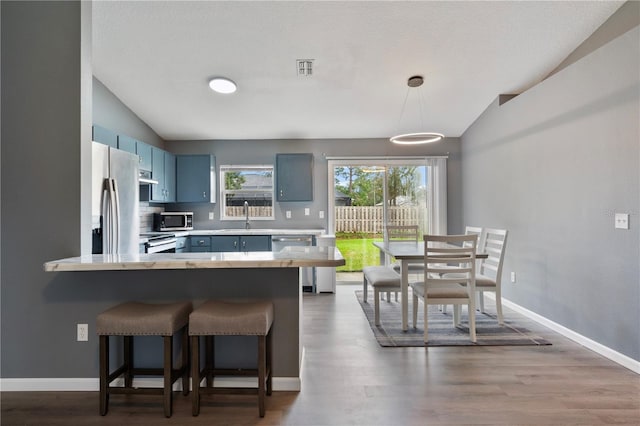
[401,259,409,331]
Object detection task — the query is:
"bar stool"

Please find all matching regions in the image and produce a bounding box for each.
[189,300,273,417]
[96,301,192,417]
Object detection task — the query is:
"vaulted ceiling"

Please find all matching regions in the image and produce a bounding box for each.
[92,1,623,141]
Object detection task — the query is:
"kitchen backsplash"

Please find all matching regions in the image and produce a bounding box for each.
[140,202,164,232]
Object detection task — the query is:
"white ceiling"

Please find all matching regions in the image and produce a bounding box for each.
[92,1,623,141]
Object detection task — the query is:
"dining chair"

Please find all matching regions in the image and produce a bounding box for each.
[473,228,508,324]
[443,228,508,324]
[410,234,477,343]
[440,226,482,312]
[387,224,422,301]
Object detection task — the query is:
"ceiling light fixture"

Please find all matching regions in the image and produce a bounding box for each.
[208,77,237,94]
[390,75,444,145]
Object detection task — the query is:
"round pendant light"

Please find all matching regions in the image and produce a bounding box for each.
[390,75,444,144]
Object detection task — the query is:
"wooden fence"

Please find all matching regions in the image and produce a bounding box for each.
[226,206,273,217]
[335,206,426,234]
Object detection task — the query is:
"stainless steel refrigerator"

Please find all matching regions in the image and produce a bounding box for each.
[92,142,140,254]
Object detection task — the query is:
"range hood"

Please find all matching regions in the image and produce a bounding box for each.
[139,170,158,185]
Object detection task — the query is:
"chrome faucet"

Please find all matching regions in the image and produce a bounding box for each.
[244,200,250,229]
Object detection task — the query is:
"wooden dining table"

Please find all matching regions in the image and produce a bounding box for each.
[373,241,488,331]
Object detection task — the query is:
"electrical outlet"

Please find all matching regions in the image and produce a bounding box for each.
[209,211,214,220]
[286,210,292,219]
[319,210,325,219]
[304,208,310,216]
[510,272,516,283]
[615,213,629,229]
[77,324,88,342]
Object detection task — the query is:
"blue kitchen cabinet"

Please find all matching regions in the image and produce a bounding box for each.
[176,155,216,203]
[150,147,176,203]
[92,124,117,148]
[136,141,153,172]
[164,151,176,203]
[117,134,136,154]
[276,153,313,201]
[189,236,211,252]
[241,235,272,251]
[210,235,271,252]
[175,236,188,253]
[117,135,153,172]
[210,236,239,252]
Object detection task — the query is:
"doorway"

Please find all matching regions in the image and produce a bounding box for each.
[327,157,447,282]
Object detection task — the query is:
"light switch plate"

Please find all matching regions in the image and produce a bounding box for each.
[286,211,292,219]
[319,210,325,219]
[208,212,214,220]
[615,213,629,229]
[304,208,310,216]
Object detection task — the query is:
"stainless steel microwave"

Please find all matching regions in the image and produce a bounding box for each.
[154,212,193,231]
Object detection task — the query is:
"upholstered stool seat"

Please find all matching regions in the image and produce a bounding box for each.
[189,300,274,417]
[97,301,192,417]
[363,266,402,326]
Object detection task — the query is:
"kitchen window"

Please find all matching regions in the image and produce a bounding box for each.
[220,165,274,221]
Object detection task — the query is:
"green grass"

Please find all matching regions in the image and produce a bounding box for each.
[335,237,382,272]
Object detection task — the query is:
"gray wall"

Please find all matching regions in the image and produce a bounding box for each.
[2,1,88,377]
[166,138,463,232]
[93,77,165,148]
[461,26,639,361]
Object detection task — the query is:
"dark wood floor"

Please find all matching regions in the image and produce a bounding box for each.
[2,283,639,425]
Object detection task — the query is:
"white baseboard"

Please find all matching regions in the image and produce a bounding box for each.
[488,294,640,374]
[0,376,301,392]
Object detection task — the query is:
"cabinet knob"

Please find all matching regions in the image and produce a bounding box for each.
[233,240,238,248]
[242,240,246,248]
[203,191,206,198]
[280,189,283,197]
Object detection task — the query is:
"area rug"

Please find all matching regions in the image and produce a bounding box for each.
[355,290,551,347]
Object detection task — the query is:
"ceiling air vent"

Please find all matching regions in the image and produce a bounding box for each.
[296,59,314,76]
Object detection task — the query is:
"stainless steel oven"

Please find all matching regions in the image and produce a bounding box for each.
[140,232,177,253]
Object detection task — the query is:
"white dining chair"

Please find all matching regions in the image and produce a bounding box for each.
[440,226,482,312]
[386,224,421,302]
[410,234,477,343]
[443,228,508,324]
[474,228,508,324]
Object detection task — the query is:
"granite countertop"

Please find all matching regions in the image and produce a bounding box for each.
[44,246,345,272]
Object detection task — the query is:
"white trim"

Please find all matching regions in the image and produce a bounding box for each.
[486,294,640,374]
[0,376,302,392]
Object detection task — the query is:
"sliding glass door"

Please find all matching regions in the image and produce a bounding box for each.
[328,157,447,279]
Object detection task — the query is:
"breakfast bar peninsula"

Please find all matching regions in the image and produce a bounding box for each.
[44,246,344,391]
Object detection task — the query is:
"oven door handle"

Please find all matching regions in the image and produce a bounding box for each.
[146,238,177,247]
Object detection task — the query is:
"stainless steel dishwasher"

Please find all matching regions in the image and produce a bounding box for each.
[271,235,314,292]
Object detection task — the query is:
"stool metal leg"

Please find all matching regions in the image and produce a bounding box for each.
[258,335,266,417]
[191,335,200,416]
[99,335,109,416]
[163,336,173,418]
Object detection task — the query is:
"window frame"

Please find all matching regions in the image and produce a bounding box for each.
[219,164,275,221]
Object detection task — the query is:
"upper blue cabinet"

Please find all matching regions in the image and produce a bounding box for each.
[276,153,313,201]
[150,147,176,203]
[92,124,117,148]
[117,134,153,171]
[176,155,216,203]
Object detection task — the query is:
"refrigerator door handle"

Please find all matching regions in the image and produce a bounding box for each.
[111,178,121,254]
[101,178,111,254]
